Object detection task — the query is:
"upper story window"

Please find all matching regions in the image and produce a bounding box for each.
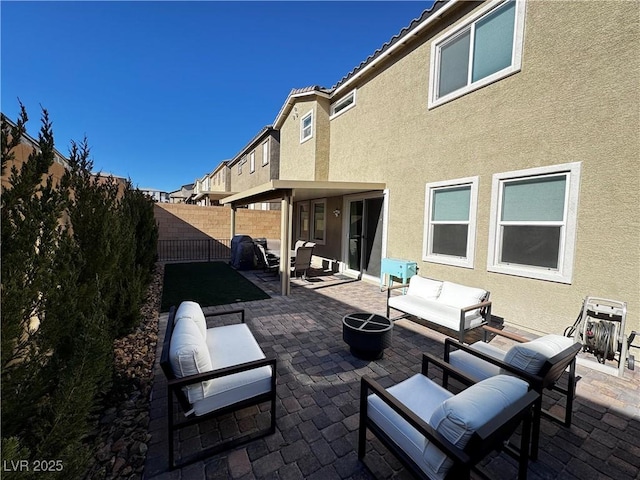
[262,140,269,166]
[487,162,581,283]
[423,177,478,268]
[428,0,526,108]
[300,111,313,143]
[330,90,356,119]
[250,151,255,173]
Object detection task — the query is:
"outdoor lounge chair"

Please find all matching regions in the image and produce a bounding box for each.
[443,326,581,459]
[359,353,538,479]
[291,245,314,279]
[255,243,279,274]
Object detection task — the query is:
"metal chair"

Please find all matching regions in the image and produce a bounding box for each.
[291,245,314,279]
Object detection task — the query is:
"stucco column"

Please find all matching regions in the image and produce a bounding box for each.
[230,205,236,240]
[280,192,292,296]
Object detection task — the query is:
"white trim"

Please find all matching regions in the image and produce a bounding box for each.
[330,89,357,119]
[487,162,581,284]
[428,0,526,109]
[300,111,313,143]
[423,176,479,268]
[249,151,255,173]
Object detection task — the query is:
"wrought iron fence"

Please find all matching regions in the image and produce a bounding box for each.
[157,238,231,262]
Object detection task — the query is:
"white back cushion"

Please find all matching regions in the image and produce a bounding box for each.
[169,317,213,403]
[503,334,575,374]
[407,276,443,301]
[175,301,207,339]
[425,375,528,475]
[437,281,487,309]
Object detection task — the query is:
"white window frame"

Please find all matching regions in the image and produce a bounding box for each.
[262,140,269,166]
[311,199,326,245]
[428,0,526,109]
[330,89,357,119]
[297,201,310,241]
[300,111,313,143]
[422,176,479,268]
[487,162,581,284]
[250,151,255,173]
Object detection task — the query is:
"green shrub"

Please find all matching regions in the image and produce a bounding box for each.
[1,105,158,478]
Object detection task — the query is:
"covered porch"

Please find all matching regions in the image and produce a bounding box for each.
[220,180,387,295]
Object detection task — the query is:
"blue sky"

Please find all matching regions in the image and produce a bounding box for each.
[2,1,434,192]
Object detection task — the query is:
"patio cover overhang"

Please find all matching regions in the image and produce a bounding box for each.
[220,180,386,295]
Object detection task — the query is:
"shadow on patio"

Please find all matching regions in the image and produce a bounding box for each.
[143,269,640,480]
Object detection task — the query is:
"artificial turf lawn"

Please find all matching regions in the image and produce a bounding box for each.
[161,261,270,311]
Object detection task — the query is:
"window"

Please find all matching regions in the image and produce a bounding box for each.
[311,199,326,244]
[423,177,478,268]
[262,140,269,166]
[298,202,309,240]
[428,0,526,108]
[250,151,255,173]
[330,90,356,118]
[487,162,581,283]
[300,111,313,142]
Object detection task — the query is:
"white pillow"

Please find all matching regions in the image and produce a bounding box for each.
[437,281,487,309]
[503,334,574,375]
[406,276,443,301]
[169,317,213,403]
[175,301,207,339]
[425,375,528,475]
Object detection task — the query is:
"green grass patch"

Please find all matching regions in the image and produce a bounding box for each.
[161,262,270,311]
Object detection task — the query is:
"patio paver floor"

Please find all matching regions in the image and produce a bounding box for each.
[144,268,640,480]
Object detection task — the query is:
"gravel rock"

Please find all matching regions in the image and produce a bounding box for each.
[83,263,164,479]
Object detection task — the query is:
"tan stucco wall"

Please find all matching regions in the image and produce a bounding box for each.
[327,1,639,335]
[280,99,323,181]
[155,203,281,241]
[229,139,275,193]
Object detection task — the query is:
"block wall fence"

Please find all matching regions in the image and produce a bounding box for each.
[154,203,281,241]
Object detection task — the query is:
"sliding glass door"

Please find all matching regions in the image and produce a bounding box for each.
[345,195,385,280]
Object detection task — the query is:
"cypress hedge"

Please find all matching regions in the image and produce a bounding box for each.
[1,105,158,478]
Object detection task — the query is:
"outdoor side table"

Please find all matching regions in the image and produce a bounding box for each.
[342,312,393,360]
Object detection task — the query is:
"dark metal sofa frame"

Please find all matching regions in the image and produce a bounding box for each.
[359,353,538,480]
[443,326,581,460]
[160,306,277,470]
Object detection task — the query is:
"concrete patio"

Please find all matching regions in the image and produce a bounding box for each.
[144,269,640,480]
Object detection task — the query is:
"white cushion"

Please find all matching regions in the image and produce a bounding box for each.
[175,301,207,339]
[406,276,443,301]
[448,342,506,380]
[503,334,575,375]
[436,281,487,310]
[425,375,529,475]
[389,295,483,331]
[367,374,453,480]
[192,324,272,416]
[169,317,213,403]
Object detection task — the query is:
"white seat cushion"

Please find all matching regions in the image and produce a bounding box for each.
[503,334,575,375]
[169,317,214,403]
[388,295,483,331]
[406,276,443,301]
[175,301,207,339]
[436,281,487,310]
[367,374,453,480]
[448,341,506,380]
[192,324,272,416]
[426,375,529,476]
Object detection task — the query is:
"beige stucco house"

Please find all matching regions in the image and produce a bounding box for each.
[223,0,639,338]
